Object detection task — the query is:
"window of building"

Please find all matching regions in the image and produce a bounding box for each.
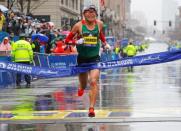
[71,0,74,9]
[117,5,120,15]
[66,0,68,6]
[76,0,78,10]
[61,0,64,5]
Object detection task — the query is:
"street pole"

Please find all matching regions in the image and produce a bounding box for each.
[97,0,100,20]
[123,27,124,38]
[7,0,10,9]
[122,24,125,38]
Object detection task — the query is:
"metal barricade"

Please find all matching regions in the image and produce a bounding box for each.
[0,51,15,88]
[0,51,11,57]
[33,52,78,68]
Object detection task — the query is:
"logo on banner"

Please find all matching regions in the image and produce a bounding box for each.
[0,62,7,69]
[97,59,133,68]
[38,70,58,75]
[139,55,161,64]
[7,63,33,74]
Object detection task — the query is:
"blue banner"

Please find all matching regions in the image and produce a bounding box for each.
[0,50,180,78]
[37,54,77,68]
[96,49,181,69]
[48,54,77,68]
[38,54,49,67]
[0,62,73,78]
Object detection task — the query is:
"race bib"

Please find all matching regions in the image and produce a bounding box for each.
[84,36,97,45]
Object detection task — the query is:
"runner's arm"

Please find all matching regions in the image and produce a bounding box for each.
[65,32,76,45]
[98,23,111,49]
[65,23,80,45]
[97,20,109,46]
[99,31,106,45]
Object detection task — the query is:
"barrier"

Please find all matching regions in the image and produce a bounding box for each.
[35,52,113,68]
[0,53,15,88]
[0,49,180,79]
[34,52,77,68]
[0,52,78,88]
[0,49,180,87]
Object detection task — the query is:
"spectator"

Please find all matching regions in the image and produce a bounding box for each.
[125,41,137,72]
[31,37,40,53]
[0,37,11,51]
[0,9,6,31]
[11,34,33,88]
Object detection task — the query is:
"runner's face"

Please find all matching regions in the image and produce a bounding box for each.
[84,8,97,22]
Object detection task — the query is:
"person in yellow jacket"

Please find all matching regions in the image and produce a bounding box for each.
[11,34,33,88]
[125,42,137,72]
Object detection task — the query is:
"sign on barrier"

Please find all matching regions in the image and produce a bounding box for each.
[48,54,77,68]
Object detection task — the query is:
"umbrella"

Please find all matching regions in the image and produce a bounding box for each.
[0,5,8,12]
[0,31,9,43]
[31,33,49,42]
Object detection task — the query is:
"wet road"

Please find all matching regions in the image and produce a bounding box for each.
[0,42,181,130]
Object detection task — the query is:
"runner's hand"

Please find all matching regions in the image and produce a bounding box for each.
[76,38,84,45]
[104,43,111,50]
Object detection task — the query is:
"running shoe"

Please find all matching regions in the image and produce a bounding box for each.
[88,107,95,117]
[78,87,84,96]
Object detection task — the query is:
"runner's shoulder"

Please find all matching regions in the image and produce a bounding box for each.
[96,19,103,25]
[74,21,82,27]
[96,19,103,30]
[72,21,82,33]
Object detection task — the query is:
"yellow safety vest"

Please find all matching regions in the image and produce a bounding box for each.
[11,40,33,62]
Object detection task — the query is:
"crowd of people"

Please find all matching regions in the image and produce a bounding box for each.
[168,40,181,51]
[0,8,77,55]
[0,7,79,90]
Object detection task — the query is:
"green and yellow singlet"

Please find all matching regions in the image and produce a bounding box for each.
[76,20,100,58]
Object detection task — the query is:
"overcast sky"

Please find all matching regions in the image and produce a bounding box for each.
[175,0,181,5]
[131,0,162,26]
[131,0,181,29]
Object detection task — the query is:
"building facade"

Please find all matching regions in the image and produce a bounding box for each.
[0,0,83,29]
[173,6,181,40]
[101,0,131,39]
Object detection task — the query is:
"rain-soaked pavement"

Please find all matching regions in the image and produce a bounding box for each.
[0,42,181,130]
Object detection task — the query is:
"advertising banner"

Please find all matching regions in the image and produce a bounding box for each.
[0,49,180,78]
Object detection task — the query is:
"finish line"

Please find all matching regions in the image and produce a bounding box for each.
[0,49,180,78]
[1,108,181,124]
